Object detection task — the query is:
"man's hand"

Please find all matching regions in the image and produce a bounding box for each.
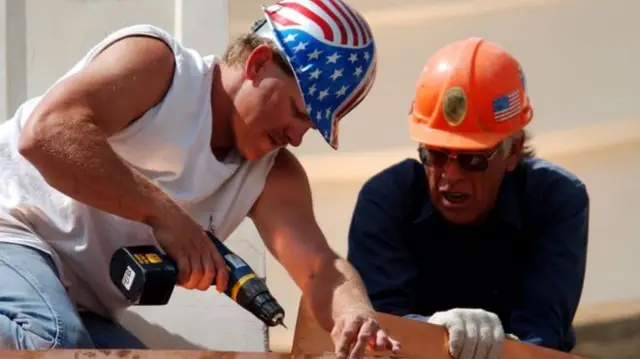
[331,308,401,359]
[149,205,228,292]
[427,308,504,359]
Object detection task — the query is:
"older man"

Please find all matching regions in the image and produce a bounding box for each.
[0,1,399,357]
[347,37,589,359]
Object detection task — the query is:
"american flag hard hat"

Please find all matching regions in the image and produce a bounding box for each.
[253,0,378,150]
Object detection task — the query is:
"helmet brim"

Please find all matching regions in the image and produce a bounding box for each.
[409,119,507,151]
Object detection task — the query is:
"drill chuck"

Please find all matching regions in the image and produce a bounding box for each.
[207,231,286,328]
[110,231,286,328]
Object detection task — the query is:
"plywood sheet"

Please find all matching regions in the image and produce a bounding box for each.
[291,298,586,359]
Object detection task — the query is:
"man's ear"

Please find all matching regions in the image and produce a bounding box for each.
[505,135,525,172]
[244,44,273,83]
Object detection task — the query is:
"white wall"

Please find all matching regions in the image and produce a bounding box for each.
[0,0,27,122]
[24,0,174,99]
[3,0,231,115]
[1,0,270,352]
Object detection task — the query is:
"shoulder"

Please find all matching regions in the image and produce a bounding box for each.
[85,26,176,79]
[269,149,307,180]
[85,25,178,66]
[250,149,309,218]
[106,24,177,47]
[356,158,425,210]
[361,158,424,193]
[520,156,589,216]
[92,25,204,74]
[262,149,310,194]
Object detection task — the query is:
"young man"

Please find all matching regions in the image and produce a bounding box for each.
[347,38,589,359]
[0,1,399,357]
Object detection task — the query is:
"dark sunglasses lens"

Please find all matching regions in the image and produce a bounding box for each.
[457,153,489,171]
[419,146,492,172]
[425,149,449,167]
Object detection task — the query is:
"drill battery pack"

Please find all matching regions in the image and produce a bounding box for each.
[109,245,177,305]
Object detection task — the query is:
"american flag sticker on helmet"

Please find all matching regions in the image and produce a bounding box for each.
[492,89,521,122]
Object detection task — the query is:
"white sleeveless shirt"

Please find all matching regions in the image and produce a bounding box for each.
[0,24,279,318]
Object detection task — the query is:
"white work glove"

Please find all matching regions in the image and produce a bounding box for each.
[427,308,504,359]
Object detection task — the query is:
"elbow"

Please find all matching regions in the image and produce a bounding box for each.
[18,106,63,164]
[299,252,342,331]
[299,250,347,301]
[304,250,341,290]
[17,113,48,162]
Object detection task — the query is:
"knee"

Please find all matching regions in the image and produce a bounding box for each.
[0,313,94,350]
[0,244,94,349]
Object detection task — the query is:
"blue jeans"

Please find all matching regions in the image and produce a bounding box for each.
[0,242,147,349]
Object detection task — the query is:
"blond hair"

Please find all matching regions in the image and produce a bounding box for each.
[222,32,293,76]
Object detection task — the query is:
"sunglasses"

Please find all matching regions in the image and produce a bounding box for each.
[418,145,500,172]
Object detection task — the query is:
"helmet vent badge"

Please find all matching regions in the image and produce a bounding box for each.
[442,87,467,127]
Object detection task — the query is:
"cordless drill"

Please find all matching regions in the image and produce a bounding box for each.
[109,231,286,328]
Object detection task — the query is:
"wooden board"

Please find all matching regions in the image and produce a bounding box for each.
[292,297,587,359]
[0,350,387,359]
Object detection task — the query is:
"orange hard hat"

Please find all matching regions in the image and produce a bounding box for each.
[409,37,533,151]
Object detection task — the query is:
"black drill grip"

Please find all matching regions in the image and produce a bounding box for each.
[204,230,261,301]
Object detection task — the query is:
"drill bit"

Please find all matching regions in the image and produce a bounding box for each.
[275,317,288,329]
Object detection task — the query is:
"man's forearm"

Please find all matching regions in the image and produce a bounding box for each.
[306,255,374,332]
[330,258,375,317]
[19,113,174,226]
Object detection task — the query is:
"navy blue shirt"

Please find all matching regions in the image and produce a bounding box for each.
[347,156,589,352]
